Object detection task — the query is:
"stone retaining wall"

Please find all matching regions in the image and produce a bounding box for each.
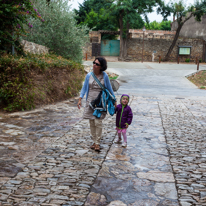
[127,37,204,62]
[21,40,49,54]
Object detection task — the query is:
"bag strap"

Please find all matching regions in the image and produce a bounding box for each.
[91,72,116,101]
[91,72,105,90]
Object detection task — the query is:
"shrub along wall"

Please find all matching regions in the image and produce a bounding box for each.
[127,37,204,62]
[0,54,85,111]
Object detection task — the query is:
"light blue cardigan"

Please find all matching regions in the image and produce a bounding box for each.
[80,71,115,100]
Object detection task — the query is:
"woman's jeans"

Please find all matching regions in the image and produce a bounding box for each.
[89,119,102,145]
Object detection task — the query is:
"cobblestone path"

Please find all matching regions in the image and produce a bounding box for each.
[0,100,116,205]
[85,96,178,206]
[0,96,206,205]
[159,99,206,206]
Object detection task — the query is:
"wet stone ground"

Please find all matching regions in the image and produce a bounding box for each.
[85,96,178,206]
[0,96,206,205]
[159,99,206,206]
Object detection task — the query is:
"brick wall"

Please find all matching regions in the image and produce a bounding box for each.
[127,37,204,62]
[129,29,176,39]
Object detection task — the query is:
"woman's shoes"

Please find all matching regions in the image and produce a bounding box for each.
[94,144,100,151]
[90,143,96,149]
[90,143,100,151]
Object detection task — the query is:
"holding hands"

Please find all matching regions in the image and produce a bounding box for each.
[77,98,82,109]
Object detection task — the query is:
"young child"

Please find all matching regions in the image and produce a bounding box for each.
[114,94,133,147]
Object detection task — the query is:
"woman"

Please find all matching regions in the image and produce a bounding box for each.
[77,57,116,151]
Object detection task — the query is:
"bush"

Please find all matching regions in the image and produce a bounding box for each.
[185,58,190,62]
[0,54,85,111]
[24,0,89,63]
[0,0,41,53]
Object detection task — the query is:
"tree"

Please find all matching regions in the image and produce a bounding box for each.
[74,0,118,39]
[157,0,206,61]
[0,0,41,53]
[25,0,89,63]
[74,0,113,25]
[145,20,172,30]
[80,8,118,39]
[110,0,163,60]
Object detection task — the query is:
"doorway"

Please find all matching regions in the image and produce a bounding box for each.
[100,40,120,56]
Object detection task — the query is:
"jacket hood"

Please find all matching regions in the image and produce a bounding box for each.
[120,94,130,104]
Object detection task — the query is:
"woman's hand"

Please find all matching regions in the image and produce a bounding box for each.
[77,98,82,109]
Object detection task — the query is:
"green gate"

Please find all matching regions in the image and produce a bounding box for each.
[101,40,120,56]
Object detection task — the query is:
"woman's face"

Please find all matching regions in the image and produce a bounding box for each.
[93,59,101,72]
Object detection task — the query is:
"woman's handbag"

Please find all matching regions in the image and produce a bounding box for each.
[89,72,116,118]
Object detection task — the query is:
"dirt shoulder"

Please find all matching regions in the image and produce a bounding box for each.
[187,70,206,89]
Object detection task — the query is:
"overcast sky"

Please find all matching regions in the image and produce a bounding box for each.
[69,0,196,22]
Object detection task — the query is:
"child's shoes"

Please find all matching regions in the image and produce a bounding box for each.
[122,142,127,147]
[114,137,122,143]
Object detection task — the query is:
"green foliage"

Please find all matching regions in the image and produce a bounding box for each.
[185,58,190,62]
[0,54,84,111]
[157,0,206,23]
[74,0,113,25]
[145,20,171,30]
[0,0,42,53]
[75,0,118,39]
[24,0,89,63]
[82,8,118,31]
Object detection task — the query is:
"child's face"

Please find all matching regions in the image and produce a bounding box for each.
[121,97,128,105]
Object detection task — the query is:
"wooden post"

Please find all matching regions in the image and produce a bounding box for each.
[159,56,161,63]
[177,56,179,64]
[197,59,199,71]
[196,57,197,64]
[141,31,145,63]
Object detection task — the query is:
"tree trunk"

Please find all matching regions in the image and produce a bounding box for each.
[119,11,124,60]
[119,11,130,60]
[163,24,183,61]
[164,14,193,61]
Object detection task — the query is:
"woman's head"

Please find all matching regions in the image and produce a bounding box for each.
[94,57,107,72]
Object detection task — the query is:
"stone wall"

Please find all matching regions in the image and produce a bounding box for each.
[83,30,205,62]
[171,15,206,40]
[127,37,204,62]
[21,40,49,54]
[83,42,92,60]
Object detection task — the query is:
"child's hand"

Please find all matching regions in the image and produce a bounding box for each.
[125,124,128,128]
[114,101,117,108]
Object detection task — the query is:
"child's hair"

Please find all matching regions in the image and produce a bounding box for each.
[120,94,130,103]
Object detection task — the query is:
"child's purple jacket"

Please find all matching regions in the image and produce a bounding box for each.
[115,104,133,129]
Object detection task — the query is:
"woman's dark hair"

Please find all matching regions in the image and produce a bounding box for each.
[95,57,107,71]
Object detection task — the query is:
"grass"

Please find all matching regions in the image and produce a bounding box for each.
[187,70,206,89]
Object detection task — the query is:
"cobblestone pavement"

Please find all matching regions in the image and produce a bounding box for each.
[0,96,206,205]
[159,99,206,206]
